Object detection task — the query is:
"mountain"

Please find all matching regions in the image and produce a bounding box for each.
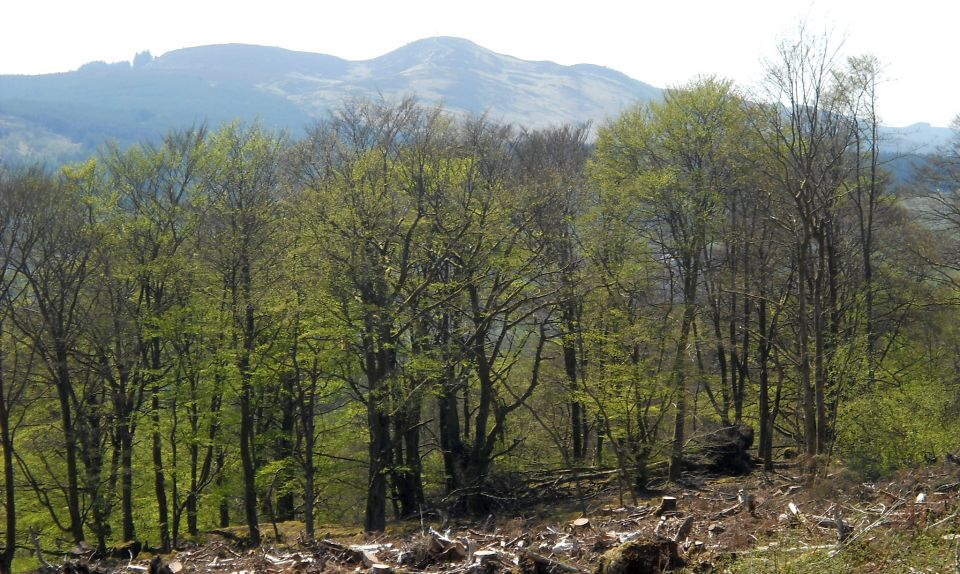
[879,123,954,155]
[0,38,660,164]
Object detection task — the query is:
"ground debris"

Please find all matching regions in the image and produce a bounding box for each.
[33,460,960,574]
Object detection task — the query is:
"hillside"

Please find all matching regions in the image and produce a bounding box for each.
[0,38,660,163]
[37,460,960,574]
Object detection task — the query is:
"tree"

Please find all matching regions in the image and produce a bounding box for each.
[919,114,960,289]
[296,98,446,530]
[101,126,208,548]
[0,165,51,573]
[201,123,287,545]
[10,161,110,546]
[512,124,593,462]
[760,26,863,455]
[593,77,750,479]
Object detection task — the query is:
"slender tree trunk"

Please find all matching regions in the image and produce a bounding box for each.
[238,307,260,544]
[437,375,462,493]
[391,398,423,519]
[758,297,772,471]
[236,246,261,545]
[814,233,827,454]
[669,269,698,481]
[862,105,879,388]
[365,399,390,532]
[188,439,199,536]
[562,303,586,461]
[594,417,604,466]
[151,390,171,551]
[735,244,751,423]
[711,302,731,425]
[275,373,295,521]
[55,343,85,544]
[119,421,135,541]
[798,234,816,456]
[217,447,229,528]
[0,317,16,574]
[302,391,315,539]
[436,294,463,493]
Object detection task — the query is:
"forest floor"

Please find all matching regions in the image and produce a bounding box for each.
[40,459,960,574]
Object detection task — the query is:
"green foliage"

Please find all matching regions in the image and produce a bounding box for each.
[836,365,960,479]
[0,79,959,561]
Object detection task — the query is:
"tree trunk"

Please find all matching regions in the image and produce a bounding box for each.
[365,401,390,532]
[238,247,261,545]
[757,297,772,471]
[669,269,698,481]
[734,244,751,423]
[152,390,171,551]
[238,339,260,544]
[437,379,462,493]
[462,457,491,515]
[217,447,229,528]
[303,408,315,539]
[814,234,827,454]
[119,420,135,542]
[55,343,85,544]
[188,440,199,536]
[562,303,586,461]
[391,398,423,519]
[276,373,295,521]
[798,234,816,456]
[0,318,16,574]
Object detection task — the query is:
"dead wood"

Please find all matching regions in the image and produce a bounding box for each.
[519,550,590,574]
[655,496,677,516]
[673,516,694,543]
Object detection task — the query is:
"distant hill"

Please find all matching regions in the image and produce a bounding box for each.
[879,123,954,155]
[1,38,951,168]
[0,38,661,164]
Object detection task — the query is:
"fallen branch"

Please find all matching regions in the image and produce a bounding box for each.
[30,528,53,571]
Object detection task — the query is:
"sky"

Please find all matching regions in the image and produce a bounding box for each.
[1,0,956,127]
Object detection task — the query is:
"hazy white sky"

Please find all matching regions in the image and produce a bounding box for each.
[2,0,956,127]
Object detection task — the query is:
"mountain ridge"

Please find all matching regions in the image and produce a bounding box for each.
[0,37,950,165]
[0,37,661,163]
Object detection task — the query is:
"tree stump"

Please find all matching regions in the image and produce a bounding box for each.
[655,496,677,516]
[595,539,683,574]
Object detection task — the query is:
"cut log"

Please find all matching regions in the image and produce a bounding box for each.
[370,564,393,574]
